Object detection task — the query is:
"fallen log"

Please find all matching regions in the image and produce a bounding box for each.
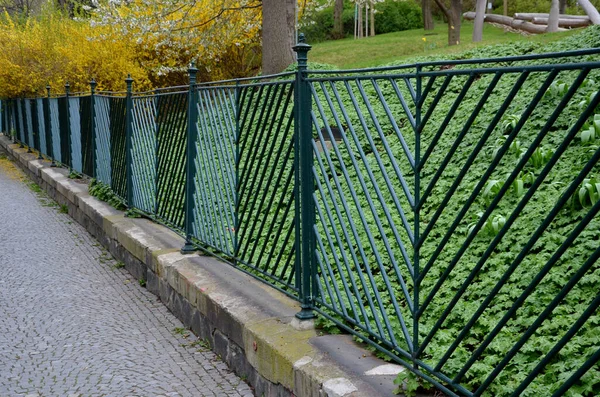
[464,12,568,33]
[514,12,590,21]
[531,17,591,27]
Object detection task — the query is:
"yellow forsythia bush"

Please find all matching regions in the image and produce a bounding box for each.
[0,8,151,97]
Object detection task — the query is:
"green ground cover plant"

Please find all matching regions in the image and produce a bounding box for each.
[305,26,600,396]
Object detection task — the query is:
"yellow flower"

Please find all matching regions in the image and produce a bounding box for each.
[422,37,427,42]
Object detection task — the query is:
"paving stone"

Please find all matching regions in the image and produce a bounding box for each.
[0,153,253,397]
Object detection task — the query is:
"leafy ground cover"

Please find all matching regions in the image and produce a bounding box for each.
[309,21,578,69]
[306,26,600,396]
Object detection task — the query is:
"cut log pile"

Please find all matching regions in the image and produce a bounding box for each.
[464,0,600,34]
[463,12,570,33]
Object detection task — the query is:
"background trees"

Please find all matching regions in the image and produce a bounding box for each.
[2,0,600,97]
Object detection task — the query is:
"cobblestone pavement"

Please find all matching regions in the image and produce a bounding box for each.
[0,151,254,397]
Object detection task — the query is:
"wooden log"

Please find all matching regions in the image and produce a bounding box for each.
[578,0,600,24]
[463,12,568,33]
[531,17,591,27]
[514,12,590,21]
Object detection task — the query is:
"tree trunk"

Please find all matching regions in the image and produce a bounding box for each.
[503,0,507,16]
[333,0,344,39]
[448,0,462,46]
[370,1,375,36]
[358,3,362,38]
[422,0,434,30]
[433,0,462,46]
[365,3,369,37]
[262,0,296,75]
[559,0,567,14]
[578,0,600,24]
[547,0,560,32]
[473,0,487,42]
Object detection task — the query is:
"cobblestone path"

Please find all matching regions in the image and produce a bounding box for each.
[0,151,253,397]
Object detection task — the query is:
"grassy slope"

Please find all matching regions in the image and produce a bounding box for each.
[309,21,579,69]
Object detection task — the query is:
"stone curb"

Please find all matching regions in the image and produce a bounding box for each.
[0,136,404,397]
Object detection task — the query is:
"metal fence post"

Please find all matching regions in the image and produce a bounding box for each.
[181,63,199,254]
[293,34,316,320]
[90,79,97,178]
[46,85,56,167]
[125,75,134,207]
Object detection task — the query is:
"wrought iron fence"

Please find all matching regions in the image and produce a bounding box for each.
[1,38,599,397]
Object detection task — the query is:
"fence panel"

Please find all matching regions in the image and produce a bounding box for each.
[130,96,157,214]
[36,98,47,157]
[234,80,297,293]
[154,91,187,229]
[25,99,34,149]
[308,72,418,361]
[49,98,61,163]
[80,96,94,176]
[94,96,111,186]
[192,86,237,256]
[69,97,82,172]
[109,97,127,199]
[58,97,71,167]
[16,99,24,145]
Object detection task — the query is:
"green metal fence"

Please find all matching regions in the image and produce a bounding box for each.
[1,38,599,397]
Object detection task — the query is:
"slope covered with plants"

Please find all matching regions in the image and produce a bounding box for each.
[306,26,600,396]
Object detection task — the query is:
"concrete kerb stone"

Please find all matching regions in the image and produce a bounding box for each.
[0,135,401,397]
[41,167,67,190]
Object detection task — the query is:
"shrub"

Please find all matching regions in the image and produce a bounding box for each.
[374,0,423,34]
[301,0,424,42]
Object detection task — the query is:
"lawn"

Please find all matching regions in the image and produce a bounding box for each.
[309,21,580,69]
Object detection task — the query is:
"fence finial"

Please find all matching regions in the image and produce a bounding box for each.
[125,74,133,93]
[90,78,97,94]
[293,33,311,66]
[188,61,198,85]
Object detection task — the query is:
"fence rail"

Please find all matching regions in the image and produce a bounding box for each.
[1,37,599,397]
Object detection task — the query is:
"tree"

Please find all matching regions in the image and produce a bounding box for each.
[433,0,462,46]
[422,0,434,30]
[333,0,344,39]
[0,0,38,15]
[472,0,486,42]
[262,0,296,75]
[547,0,560,32]
[91,0,262,84]
[559,0,567,14]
